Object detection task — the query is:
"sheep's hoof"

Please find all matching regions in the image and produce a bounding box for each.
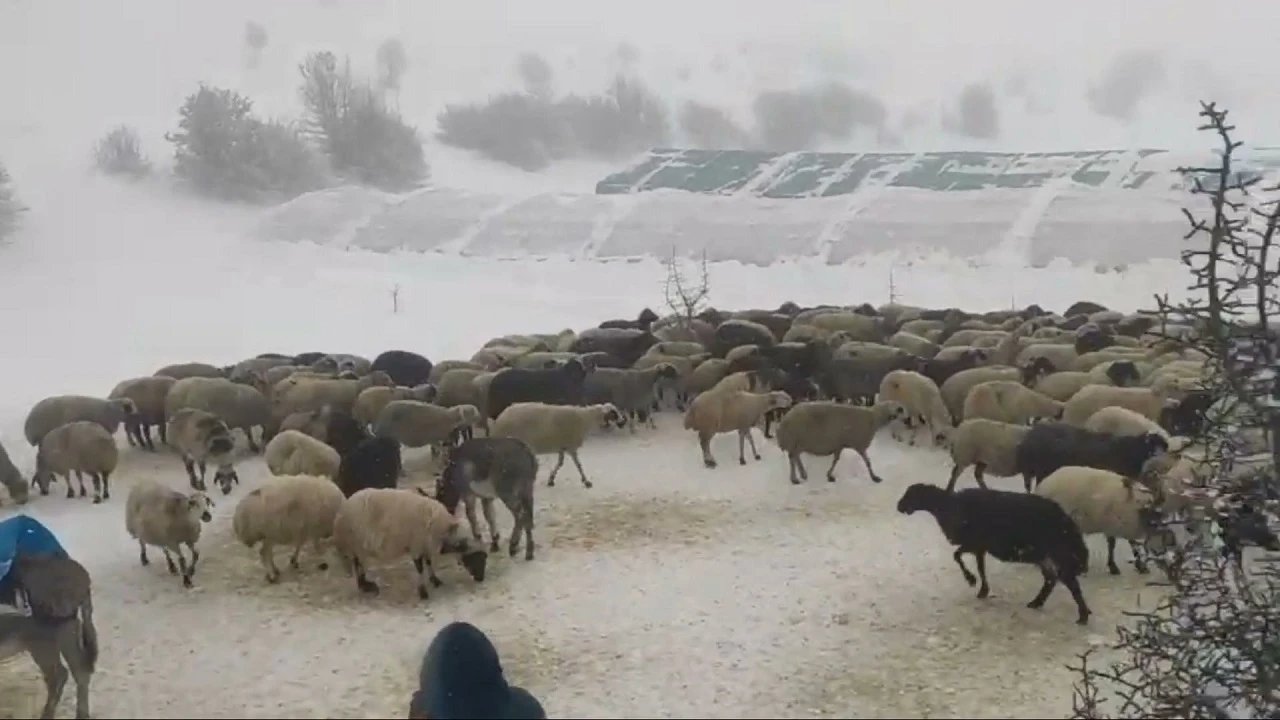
[962,573,976,587]
[289,557,300,570]
[1107,565,1121,576]
[977,586,990,599]
[704,459,717,469]
[1076,614,1091,626]
[430,576,443,588]
[1026,598,1045,610]
[581,479,594,489]
[358,580,380,595]
[92,495,103,505]
[182,575,194,589]
[266,572,280,584]
[826,474,836,483]
[524,548,534,561]
[166,562,178,575]
[790,477,801,485]
[739,458,747,466]
[870,474,884,484]
[417,586,430,600]
[139,554,149,567]
[489,540,500,553]
[509,544,520,558]
[547,478,556,488]
[65,490,75,500]
[1135,564,1149,574]
[317,562,329,571]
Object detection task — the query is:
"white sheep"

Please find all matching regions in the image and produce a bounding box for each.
[232,474,345,583]
[263,430,341,479]
[125,479,215,588]
[1028,371,1094,402]
[1034,466,1166,575]
[944,418,1030,492]
[166,408,239,494]
[939,366,1020,419]
[1082,406,1170,440]
[683,389,793,468]
[962,380,1064,426]
[352,384,436,427]
[490,402,623,487]
[373,401,483,449]
[31,420,119,503]
[1062,385,1176,427]
[773,400,908,484]
[878,369,952,446]
[331,487,488,599]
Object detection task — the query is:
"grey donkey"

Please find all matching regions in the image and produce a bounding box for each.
[0,553,98,719]
[437,437,539,561]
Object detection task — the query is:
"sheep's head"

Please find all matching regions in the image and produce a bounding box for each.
[637,307,660,325]
[184,491,215,523]
[896,483,944,515]
[1138,432,1170,459]
[30,454,53,496]
[311,356,340,373]
[964,348,991,365]
[654,363,679,381]
[111,397,139,418]
[1106,360,1141,387]
[411,383,438,402]
[591,403,623,426]
[766,391,793,411]
[337,370,360,380]
[441,528,488,581]
[560,358,589,381]
[213,459,239,496]
[453,405,482,428]
[366,370,395,388]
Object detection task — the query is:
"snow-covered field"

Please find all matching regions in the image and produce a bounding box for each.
[3,0,1272,716]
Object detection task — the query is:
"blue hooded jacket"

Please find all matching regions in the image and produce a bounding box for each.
[409,621,546,720]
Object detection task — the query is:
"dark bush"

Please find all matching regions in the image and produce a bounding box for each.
[0,161,23,243]
[94,125,151,179]
[298,51,427,191]
[166,84,328,202]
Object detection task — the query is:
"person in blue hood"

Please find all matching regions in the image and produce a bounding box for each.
[409,621,547,719]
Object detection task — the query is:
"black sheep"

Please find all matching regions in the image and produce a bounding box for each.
[1073,323,1115,354]
[923,348,987,387]
[1014,422,1169,492]
[766,340,828,378]
[291,351,327,366]
[324,409,373,458]
[371,350,433,387]
[255,352,293,360]
[1064,301,1108,318]
[819,355,920,406]
[1159,390,1212,436]
[729,310,794,342]
[575,351,631,369]
[1020,356,1057,385]
[762,371,819,438]
[486,358,591,419]
[335,436,402,498]
[599,307,660,331]
[1104,360,1141,387]
[568,328,657,366]
[711,319,776,359]
[897,483,1092,625]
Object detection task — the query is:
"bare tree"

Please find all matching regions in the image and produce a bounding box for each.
[662,246,710,326]
[1070,102,1280,720]
[376,38,409,107]
[243,21,268,70]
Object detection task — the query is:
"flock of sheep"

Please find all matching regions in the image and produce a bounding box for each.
[4,296,1278,715]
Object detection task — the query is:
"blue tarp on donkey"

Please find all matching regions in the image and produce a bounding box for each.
[0,514,68,597]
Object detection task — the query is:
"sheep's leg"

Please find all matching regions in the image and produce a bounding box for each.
[196,460,207,485]
[944,464,965,492]
[826,449,842,482]
[74,471,88,498]
[313,538,330,571]
[1026,561,1059,611]
[737,428,760,464]
[974,552,991,599]
[463,497,484,543]
[417,553,445,591]
[788,453,804,485]
[100,471,111,501]
[141,422,156,451]
[157,420,168,446]
[1104,536,1122,575]
[548,452,567,486]
[856,449,884,484]
[124,421,138,447]
[971,463,990,490]
[90,473,103,504]
[160,547,179,575]
[520,499,535,561]
[1021,473,1035,493]
[187,541,200,571]
[181,457,201,490]
[953,548,978,587]
[1128,539,1149,574]
[763,411,775,439]
[699,432,717,469]
[29,638,69,720]
[61,621,94,719]
[1059,570,1091,625]
[411,557,433,600]
[137,540,149,567]
[261,542,281,583]
[481,497,501,552]
[507,501,525,558]
[646,407,658,430]
[568,449,593,488]
[352,556,379,595]
[247,427,261,453]
[289,542,304,570]
[173,547,195,587]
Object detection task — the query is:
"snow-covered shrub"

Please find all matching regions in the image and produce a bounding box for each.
[517,51,554,99]
[375,38,408,94]
[94,125,151,179]
[751,83,887,151]
[166,84,328,202]
[298,51,426,192]
[436,73,669,170]
[0,161,23,243]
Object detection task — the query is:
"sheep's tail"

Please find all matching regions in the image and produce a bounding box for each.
[79,593,99,674]
[232,490,262,548]
[682,406,696,430]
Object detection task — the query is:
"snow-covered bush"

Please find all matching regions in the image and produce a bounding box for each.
[94,125,151,179]
[0,161,23,243]
[375,38,408,94]
[298,51,427,191]
[436,72,669,170]
[166,84,328,202]
[679,101,749,150]
[751,83,887,151]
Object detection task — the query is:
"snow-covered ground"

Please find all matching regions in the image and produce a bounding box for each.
[2,0,1267,715]
[0,172,1186,718]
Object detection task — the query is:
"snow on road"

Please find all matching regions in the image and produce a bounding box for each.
[1,413,1162,719]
